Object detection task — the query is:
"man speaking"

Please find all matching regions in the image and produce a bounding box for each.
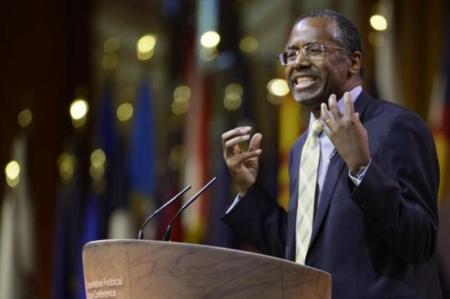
[221,9,442,299]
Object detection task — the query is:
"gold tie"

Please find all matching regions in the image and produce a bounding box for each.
[295,119,323,264]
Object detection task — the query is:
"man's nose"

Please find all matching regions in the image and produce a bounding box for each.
[292,49,310,67]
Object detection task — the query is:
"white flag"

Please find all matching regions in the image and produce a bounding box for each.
[0,135,34,299]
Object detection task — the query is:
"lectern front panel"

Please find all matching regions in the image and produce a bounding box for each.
[82,240,331,299]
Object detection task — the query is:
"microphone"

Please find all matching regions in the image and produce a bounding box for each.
[162,177,216,241]
[137,185,191,239]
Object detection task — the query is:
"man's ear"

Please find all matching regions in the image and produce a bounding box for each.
[349,51,362,75]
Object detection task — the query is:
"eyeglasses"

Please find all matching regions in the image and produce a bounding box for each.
[278,43,345,65]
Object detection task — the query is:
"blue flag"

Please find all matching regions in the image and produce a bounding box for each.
[76,80,122,298]
[52,142,83,299]
[128,78,156,197]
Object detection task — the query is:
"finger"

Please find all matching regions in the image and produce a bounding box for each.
[248,133,263,151]
[222,126,252,145]
[353,112,364,129]
[328,94,342,120]
[321,103,334,128]
[322,123,333,138]
[343,92,354,120]
[231,149,262,166]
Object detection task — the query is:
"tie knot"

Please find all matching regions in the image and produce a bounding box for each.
[310,120,323,137]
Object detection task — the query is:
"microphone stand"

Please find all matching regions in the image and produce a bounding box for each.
[162,177,216,241]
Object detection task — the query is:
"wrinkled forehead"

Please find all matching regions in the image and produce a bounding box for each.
[286,17,339,48]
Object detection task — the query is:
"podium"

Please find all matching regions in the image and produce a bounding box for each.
[82,240,331,299]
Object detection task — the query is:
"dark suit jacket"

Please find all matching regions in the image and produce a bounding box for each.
[223,91,442,299]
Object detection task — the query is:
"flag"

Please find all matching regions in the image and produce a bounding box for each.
[438,199,450,298]
[73,80,123,299]
[372,0,401,104]
[107,141,133,240]
[181,70,211,243]
[129,79,156,197]
[91,80,130,239]
[0,190,15,299]
[51,143,84,299]
[128,78,157,239]
[162,0,182,18]
[0,135,34,299]
[433,10,450,297]
[74,193,101,299]
[179,0,217,243]
[429,33,450,204]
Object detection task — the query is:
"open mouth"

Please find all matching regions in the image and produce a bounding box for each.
[293,76,318,90]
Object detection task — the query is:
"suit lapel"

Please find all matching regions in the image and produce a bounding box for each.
[309,154,345,247]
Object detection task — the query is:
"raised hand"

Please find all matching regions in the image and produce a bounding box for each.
[320,92,370,174]
[222,126,263,196]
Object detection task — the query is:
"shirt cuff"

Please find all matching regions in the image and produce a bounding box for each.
[348,159,372,186]
[225,194,242,214]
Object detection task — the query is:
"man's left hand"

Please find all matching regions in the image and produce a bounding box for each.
[320,92,370,174]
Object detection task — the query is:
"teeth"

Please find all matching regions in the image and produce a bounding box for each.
[296,77,313,83]
[295,77,315,88]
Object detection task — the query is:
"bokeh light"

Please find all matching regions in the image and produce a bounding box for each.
[5,160,20,187]
[17,109,32,128]
[224,83,243,110]
[172,85,191,115]
[104,36,120,54]
[117,103,134,122]
[267,79,290,97]
[70,99,89,120]
[57,153,76,182]
[239,36,258,53]
[370,15,388,31]
[200,31,220,48]
[137,34,157,60]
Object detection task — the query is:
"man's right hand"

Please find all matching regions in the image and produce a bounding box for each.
[221,126,263,196]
